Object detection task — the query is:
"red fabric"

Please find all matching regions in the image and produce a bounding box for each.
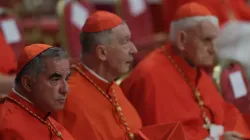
[120,0,154,46]
[63,1,94,58]
[173,2,214,21]
[231,0,250,21]
[0,32,17,74]
[82,11,123,32]
[121,44,250,139]
[0,92,75,140]
[137,122,187,140]
[0,15,24,58]
[161,0,239,32]
[0,1,22,8]
[17,44,51,73]
[53,63,142,140]
[220,63,250,114]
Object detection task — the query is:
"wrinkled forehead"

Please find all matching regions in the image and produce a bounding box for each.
[43,58,70,74]
[196,21,219,37]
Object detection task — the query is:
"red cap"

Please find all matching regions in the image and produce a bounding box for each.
[17,44,52,73]
[81,11,123,32]
[174,2,213,21]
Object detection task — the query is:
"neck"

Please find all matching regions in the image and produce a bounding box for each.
[81,57,116,82]
[13,87,33,104]
[13,86,50,113]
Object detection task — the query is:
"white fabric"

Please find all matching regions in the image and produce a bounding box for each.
[216,20,250,81]
[0,19,22,44]
[82,64,109,83]
[71,1,89,30]
[128,0,147,16]
[12,88,33,104]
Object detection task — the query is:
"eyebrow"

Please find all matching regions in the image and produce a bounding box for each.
[49,73,62,79]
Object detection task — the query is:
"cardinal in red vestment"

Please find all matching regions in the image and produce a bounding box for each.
[53,11,187,140]
[122,2,250,140]
[0,44,74,140]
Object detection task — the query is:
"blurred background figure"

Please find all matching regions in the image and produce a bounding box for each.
[214,20,250,114]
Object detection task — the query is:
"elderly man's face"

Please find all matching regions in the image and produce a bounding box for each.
[30,58,71,112]
[105,23,138,76]
[181,21,218,67]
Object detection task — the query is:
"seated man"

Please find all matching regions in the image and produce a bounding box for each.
[53,11,142,140]
[0,44,74,140]
[121,2,250,140]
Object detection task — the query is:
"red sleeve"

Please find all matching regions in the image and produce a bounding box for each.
[121,70,158,126]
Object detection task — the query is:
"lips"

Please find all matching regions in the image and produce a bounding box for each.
[126,60,133,64]
[57,99,66,104]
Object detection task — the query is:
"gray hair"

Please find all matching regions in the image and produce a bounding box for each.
[15,47,68,85]
[169,16,219,42]
[80,29,113,54]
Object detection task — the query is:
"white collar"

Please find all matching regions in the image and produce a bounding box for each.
[12,88,33,104]
[82,64,109,83]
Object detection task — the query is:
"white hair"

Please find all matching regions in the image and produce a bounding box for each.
[216,21,250,80]
[169,16,219,42]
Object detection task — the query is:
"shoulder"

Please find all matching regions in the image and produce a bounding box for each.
[68,64,83,83]
[124,49,169,83]
[0,100,27,136]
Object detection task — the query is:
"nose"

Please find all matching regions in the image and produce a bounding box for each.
[213,41,217,53]
[59,80,69,95]
[130,42,138,55]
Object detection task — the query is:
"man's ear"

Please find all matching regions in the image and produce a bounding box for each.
[21,75,32,92]
[96,45,107,61]
[176,31,187,51]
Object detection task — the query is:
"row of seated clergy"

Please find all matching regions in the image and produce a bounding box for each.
[56,0,250,128]
[1,0,250,118]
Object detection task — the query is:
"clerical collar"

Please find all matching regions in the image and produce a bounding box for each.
[9,89,51,120]
[82,63,109,83]
[12,88,33,104]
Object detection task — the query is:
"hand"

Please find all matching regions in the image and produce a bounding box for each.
[223,131,243,140]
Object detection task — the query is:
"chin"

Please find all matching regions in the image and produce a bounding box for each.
[53,105,65,111]
[120,67,130,74]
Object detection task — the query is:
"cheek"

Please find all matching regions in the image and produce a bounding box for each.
[108,48,127,64]
[34,81,59,99]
